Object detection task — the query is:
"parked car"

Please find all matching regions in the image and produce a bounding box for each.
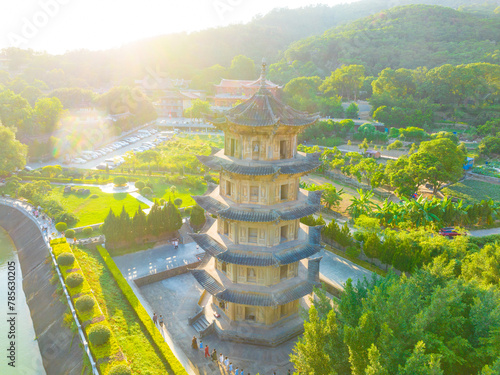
[439,227,467,238]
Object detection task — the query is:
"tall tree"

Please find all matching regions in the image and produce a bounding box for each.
[0,124,28,175]
[229,55,256,80]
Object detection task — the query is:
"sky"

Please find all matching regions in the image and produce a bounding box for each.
[0,0,358,55]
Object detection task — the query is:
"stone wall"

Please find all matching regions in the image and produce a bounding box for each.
[0,205,83,375]
[133,260,202,287]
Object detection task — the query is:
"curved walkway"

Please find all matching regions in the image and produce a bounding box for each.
[0,198,89,375]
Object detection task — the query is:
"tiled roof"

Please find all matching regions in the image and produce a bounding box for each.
[191,196,321,223]
[191,270,224,295]
[192,196,227,214]
[192,268,314,306]
[217,281,313,306]
[218,208,280,223]
[196,155,320,176]
[217,251,276,267]
[190,233,225,256]
[274,244,321,265]
[190,233,322,267]
[210,86,319,127]
[307,190,323,206]
[279,205,321,221]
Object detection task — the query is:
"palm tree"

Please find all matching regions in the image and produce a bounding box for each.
[322,184,344,210]
[347,189,378,219]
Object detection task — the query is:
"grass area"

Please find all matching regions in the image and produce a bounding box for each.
[45,185,149,227]
[323,244,387,277]
[74,245,171,374]
[150,181,205,206]
[305,173,385,214]
[442,179,500,203]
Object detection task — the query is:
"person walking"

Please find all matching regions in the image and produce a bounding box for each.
[211,348,217,362]
[153,312,158,325]
[199,340,203,352]
[224,356,229,370]
[235,367,239,375]
[229,362,233,372]
[240,369,244,375]
[159,315,164,327]
[191,336,198,349]
[204,344,209,358]
[219,353,224,365]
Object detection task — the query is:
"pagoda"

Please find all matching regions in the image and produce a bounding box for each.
[190,60,323,346]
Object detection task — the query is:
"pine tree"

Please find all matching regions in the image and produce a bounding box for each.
[133,207,147,240]
[398,341,443,375]
[365,344,388,375]
[119,205,132,241]
[166,198,182,232]
[102,208,118,244]
[148,201,162,236]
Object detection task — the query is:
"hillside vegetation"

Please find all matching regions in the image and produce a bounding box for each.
[283,5,500,76]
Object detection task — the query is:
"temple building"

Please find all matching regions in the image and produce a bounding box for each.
[189,60,324,346]
[212,77,282,110]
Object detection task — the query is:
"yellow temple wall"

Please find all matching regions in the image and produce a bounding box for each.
[215,259,299,286]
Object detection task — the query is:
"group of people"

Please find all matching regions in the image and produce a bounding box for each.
[152,312,164,327]
[190,336,293,375]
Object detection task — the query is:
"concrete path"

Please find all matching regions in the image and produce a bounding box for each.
[318,249,374,290]
[469,227,500,237]
[113,242,202,280]
[129,191,155,206]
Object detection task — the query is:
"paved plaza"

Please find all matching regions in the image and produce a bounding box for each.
[113,242,202,280]
[111,242,374,374]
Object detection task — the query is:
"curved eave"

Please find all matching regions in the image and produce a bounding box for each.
[196,154,321,177]
[190,233,322,267]
[218,282,313,307]
[191,269,314,306]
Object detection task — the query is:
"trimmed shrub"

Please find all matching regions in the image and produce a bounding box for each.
[108,364,132,375]
[66,272,84,288]
[55,222,68,232]
[88,324,111,346]
[89,194,99,199]
[82,227,93,236]
[134,181,145,190]
[55,212,78,226]
[159,198,166,205]
[57,252,75,266]
[174,198,182,207]
[190,205,206,227]
[141,187,152,195]
[75,295,95,312]
[113,176,127,186]
[65,229,76,238]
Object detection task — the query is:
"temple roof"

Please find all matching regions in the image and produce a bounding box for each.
[207,60,319,128]
[196,155,321,176]
[191,269,313,307]
[189,233,322,267]
[192,195,322,223]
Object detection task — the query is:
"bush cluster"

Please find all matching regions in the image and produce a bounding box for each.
[65,229,76,238]
[75,294,95,312]
[108,364,132,375]
[88,324,111,346]
[57,252,75,266]
[66,272,84,288]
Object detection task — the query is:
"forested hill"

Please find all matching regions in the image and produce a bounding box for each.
[3,0,498,89]
[282,4,500,76]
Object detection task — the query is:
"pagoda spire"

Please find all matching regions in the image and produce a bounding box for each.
[260,57,267,88]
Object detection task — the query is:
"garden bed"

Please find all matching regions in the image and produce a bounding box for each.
[442,179,500,203]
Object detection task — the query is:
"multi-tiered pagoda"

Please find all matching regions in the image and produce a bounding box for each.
[190,60,323,346]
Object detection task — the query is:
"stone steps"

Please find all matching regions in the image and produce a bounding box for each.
[193,316,210,332]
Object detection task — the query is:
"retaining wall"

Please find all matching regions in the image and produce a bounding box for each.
[0,205,83,375]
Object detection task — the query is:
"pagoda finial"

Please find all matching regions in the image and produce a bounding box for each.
[260,57,267,88]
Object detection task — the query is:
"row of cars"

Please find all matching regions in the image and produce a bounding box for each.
[71,128,159,164]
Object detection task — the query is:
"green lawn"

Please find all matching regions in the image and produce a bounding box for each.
[443,179,500,203]
[74,246,170,374]
[46,185,149,227]
[150,182,205,206]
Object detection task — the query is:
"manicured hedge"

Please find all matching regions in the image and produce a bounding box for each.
[96,245,187,374]
[51,239,127,374]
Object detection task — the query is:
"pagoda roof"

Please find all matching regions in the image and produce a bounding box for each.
[206,86,319,127]
[191,269,313,307]
[189,233,322,267]
[215,78,281,89]
[196,155,320,176]
[207,60,318,128]
[191,194,322,223]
